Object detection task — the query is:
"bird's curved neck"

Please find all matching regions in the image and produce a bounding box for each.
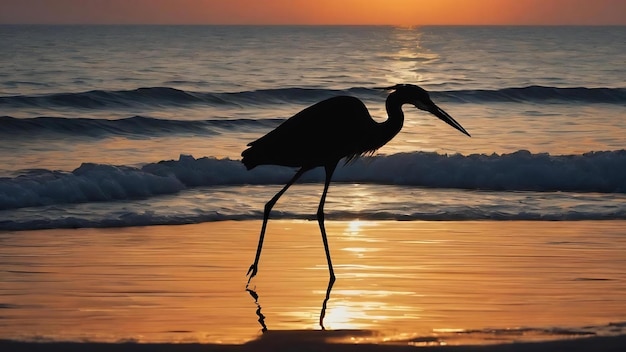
[383,93,405,137]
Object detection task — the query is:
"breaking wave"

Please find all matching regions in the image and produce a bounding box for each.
[1,150,624,211]
[0,115,282,138]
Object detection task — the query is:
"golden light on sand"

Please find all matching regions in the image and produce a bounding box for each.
[319,300,391,330]
[346,220,365,235]
[320,305,356,330]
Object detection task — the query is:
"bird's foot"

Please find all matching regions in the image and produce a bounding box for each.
[246,264,258,287]
[246,264,257,277]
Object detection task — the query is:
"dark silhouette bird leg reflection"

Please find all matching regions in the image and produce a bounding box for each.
[246,287,268,333]
[319,274,335,330]
[246,283,335,333]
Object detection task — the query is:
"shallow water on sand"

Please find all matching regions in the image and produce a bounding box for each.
[1,220,625,345]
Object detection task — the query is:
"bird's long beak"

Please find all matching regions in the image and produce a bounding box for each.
[426,102,471,137]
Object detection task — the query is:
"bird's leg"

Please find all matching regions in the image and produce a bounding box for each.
[247,167,306,287]
[318,163,337,330]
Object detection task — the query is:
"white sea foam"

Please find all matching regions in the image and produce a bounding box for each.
[2,150,624,212]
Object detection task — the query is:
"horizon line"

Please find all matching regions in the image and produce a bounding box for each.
[2,23,625,26]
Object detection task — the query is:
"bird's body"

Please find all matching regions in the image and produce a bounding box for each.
[242,84,470,329]
[242,95,400,170]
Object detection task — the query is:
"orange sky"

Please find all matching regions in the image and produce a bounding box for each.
[1,0,625,25]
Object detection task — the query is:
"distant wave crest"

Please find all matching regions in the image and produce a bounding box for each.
[437,86,626,103]
[0,115,282,137]
[1,85,624,111]
[0,87,354,110]
[1,150,624,211]
[2,85,624,138]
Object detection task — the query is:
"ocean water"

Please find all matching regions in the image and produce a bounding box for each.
[1,25,625,230]
[0,25,626,344]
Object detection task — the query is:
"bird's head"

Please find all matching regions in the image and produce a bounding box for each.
[377,84,470,137]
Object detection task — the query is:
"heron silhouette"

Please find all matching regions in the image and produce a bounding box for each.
[242,84,470,327]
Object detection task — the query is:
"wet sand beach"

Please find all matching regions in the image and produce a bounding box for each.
[1,220,625,350]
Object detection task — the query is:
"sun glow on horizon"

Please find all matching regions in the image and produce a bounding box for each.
[1,0,625,25]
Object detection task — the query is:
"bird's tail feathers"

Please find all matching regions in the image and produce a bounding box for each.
[241,147,259,170]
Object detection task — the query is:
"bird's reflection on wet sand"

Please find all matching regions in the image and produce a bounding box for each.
[245,287,267,332]
[247,272,335,332]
